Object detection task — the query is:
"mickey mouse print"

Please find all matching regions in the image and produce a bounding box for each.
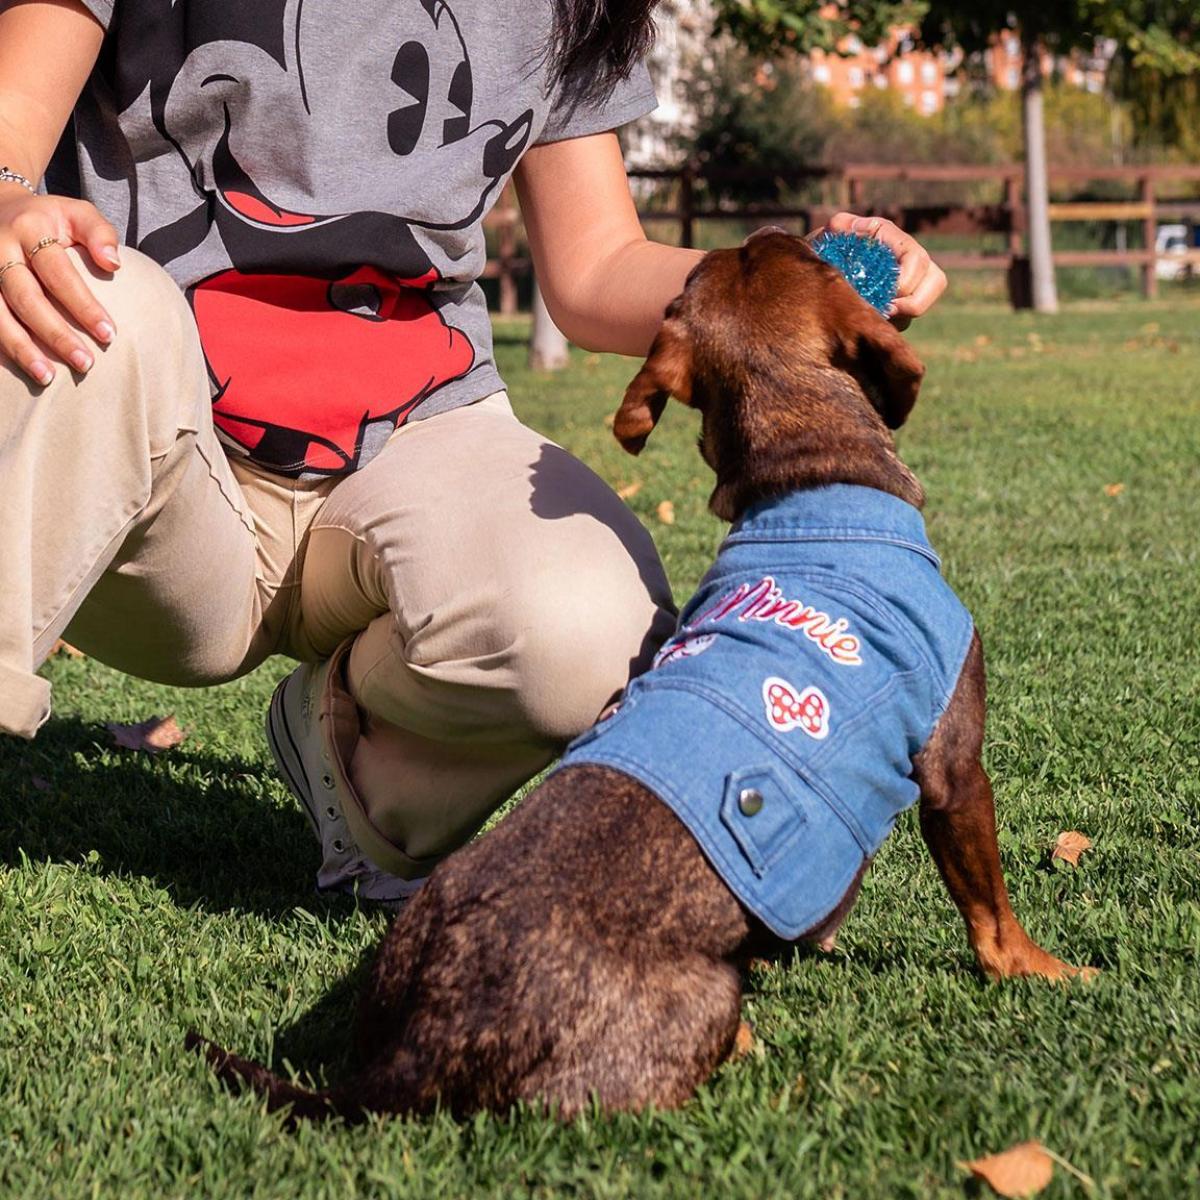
[54,0,657,474]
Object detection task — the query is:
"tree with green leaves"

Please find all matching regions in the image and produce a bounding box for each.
[711,1,1200,312]
[1104,2,1200,161]
[711,1,922,58]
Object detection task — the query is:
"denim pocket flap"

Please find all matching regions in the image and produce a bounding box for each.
[719,763,808,878]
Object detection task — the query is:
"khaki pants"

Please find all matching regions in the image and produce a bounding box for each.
[0,248,675,870]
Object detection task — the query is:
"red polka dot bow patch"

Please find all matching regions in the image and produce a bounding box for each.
[763,678,831,740]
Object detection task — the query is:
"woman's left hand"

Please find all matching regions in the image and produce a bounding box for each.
[826,212,947,330]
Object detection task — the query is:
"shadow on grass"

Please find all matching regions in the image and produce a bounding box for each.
[0,715,357,919]
[269,942,380,1085]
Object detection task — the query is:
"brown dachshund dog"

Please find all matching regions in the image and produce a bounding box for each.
[188,231,1088,1121]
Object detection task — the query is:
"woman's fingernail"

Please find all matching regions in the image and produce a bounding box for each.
[102,246,120,268]
[96,321,115,344]
[30,360,53,386]
[70,349,93,372]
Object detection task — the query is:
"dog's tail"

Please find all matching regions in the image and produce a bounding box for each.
[184,1031,369,1126]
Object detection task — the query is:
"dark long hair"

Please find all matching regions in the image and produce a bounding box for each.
[547,0,659,100]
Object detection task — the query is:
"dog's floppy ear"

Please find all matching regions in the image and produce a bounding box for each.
[613,313,693,455]
[837,313,925,430]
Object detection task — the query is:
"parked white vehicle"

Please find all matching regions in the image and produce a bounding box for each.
[1156,224,1194,281]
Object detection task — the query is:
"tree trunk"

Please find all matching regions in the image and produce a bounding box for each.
[529,276,570,371]
[1021,33,1059,314]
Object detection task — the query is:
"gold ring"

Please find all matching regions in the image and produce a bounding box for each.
[0,259,26,288]
[27,235,60,259]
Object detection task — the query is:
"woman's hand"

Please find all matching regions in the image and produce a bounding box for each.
[824,212,947,330]
[0,190,120,385]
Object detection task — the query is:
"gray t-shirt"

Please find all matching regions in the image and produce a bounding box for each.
[56,0,657,476]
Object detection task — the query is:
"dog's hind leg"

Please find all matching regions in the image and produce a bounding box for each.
[352,882,443,1064]
[518,953,744,1117]
[913,631,1093,982]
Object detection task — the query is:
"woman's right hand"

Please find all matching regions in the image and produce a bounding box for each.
[0,190,121,386]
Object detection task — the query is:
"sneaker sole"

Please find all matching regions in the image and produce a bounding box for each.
[266,673,320,839]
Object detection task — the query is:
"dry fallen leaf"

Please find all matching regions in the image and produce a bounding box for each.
[732,1022,755,1059]
[656,500,676,525]
[1103,483,1125,497]
[106,714,187,754]
[52,640,84,658]
[616,481,642,500]
[960,1140,1054,1197]
[1052,830,1093,867]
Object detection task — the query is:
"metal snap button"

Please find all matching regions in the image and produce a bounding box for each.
[332,838,345,854]
[321,773,335,790]
[738,787,764,817]
[325,805,337,821]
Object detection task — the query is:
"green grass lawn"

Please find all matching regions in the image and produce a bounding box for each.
[3,299,1199,1199]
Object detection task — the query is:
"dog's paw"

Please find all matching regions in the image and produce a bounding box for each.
[1026,959,1099,985]
[983,946,1099,984]
[731,1021,756,1059]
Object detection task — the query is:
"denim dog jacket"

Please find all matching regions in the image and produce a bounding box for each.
[556,484,975,939]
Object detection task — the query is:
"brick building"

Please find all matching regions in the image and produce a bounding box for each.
[809,28,950,114]
[810,26,1111,114]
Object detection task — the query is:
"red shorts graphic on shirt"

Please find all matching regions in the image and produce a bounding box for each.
[190,266,475,474]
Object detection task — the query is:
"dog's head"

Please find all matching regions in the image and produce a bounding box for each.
[614,229,926,520]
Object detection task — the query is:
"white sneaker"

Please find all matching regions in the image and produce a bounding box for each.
[266,659,423,907]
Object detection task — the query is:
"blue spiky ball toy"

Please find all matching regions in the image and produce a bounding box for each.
[810,230,900,315]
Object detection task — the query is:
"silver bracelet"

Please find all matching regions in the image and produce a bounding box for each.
[0,167,36,194]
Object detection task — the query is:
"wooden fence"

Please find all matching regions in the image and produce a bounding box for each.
[484,162,1200,310]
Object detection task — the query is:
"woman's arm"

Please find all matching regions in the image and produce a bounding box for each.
[515,132,946,356]
[0,0,105,188]
[515,133,703,358]
[0,0,119,384]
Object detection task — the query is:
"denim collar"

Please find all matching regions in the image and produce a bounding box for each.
[724,484,940,569]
